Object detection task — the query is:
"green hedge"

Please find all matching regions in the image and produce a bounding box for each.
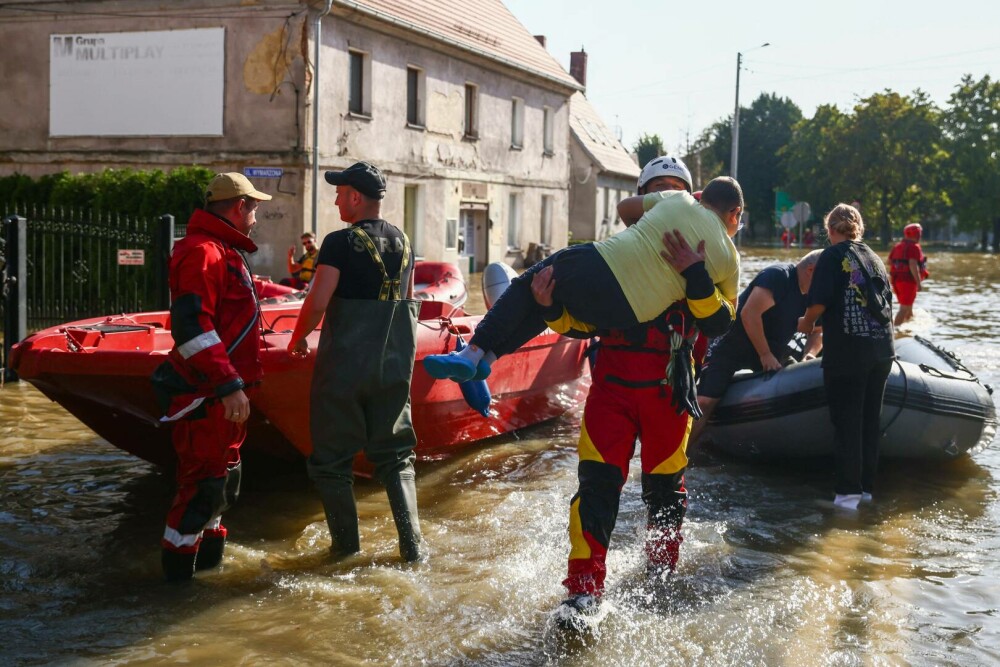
[0,166,215,222]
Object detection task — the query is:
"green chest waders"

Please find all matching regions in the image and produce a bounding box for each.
[307,228,424,560]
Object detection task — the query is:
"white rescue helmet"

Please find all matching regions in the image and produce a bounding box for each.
[637,156,693,194]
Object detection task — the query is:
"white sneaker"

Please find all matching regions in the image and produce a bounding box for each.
[833,494,862,510]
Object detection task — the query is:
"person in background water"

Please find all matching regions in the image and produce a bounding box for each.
[689,250,824,446]
[155,172,271,582]
[287,161,425,562]
[281,232,319,289]
[798,204,895,510]
[544,158,735,628]
[888,223,929,327]
[803,227,816,248]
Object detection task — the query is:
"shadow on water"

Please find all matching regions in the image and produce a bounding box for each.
[0,440,316,665]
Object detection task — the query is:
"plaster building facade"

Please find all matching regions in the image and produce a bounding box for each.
[0,0,582,277]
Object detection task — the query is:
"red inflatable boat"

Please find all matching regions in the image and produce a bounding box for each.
[9,293,590,471]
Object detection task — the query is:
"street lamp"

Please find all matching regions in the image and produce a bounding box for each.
[730,42,770,182]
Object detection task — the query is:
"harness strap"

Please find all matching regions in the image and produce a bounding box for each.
[604,375,664,388]
[349,227,411,300]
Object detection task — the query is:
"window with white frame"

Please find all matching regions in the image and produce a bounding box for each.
[541,195,553,245]
[511,97,524,149]
[543,106,554,155]
[464,83,479,139]
[406,66,425,127]
[348,49,371,116]
[507,193,521,249]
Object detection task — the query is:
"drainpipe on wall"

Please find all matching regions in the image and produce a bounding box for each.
[311,0,334,236]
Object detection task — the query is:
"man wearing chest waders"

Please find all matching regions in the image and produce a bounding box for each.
[287,161,425,562]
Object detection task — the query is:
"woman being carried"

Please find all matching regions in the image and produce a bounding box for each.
[424,173,744,383]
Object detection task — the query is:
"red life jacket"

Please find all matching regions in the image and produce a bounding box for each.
[888,240,928,282]
[166,209,263,397]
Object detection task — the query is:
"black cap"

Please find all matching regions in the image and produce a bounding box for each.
[324,161,386,200]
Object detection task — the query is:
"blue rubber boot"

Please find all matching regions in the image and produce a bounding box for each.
[423,352,477,382]
[471,360,492,382]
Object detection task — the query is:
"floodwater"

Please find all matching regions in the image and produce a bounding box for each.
[1,248,999,666]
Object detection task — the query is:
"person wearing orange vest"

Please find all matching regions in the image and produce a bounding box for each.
[888,223,929,327]
[282,232,319,289]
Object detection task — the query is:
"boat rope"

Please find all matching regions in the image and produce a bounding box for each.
[428,271,468,302]
[103,314,143,326]
[919,363,991,391]
[913,335,974,376]
[64,330,85,353]
[880,359,908,436]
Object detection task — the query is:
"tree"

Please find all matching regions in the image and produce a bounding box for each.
[841,90,946,247]
[633,133,665,170]
[781,104,852,221]
[942,74,1000,251]
[695,93,803,239]
[734,94,803,239]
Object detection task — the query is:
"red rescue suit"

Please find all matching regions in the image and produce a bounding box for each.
[158,209,262,557]
[888,239,928,307]
[564,306,708,596]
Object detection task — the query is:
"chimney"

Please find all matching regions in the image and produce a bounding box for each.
[534,35,546,48]
[570,48,587,87]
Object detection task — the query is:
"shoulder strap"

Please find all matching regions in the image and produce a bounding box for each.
[349,226,410,300]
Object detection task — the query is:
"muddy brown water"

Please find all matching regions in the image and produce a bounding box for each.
[1,248,998,665]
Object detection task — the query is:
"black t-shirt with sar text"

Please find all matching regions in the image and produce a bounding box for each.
[316,219,413,300]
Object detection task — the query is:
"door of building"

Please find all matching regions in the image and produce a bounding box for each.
[459,207,487,273]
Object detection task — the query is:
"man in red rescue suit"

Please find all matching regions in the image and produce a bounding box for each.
[287,161,424,563]
[888,222,929,327]
[154,172,270,582]
[534,157,736,624]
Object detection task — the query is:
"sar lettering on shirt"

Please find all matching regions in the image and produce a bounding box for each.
[593,190,740,322]
[316,219,414,300]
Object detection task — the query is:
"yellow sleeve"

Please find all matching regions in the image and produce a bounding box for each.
[544,307,599,338]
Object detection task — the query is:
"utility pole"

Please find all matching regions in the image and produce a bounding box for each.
[730,42,770,182]
[730,50,743,181]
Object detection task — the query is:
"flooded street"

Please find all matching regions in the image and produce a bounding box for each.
[2,248,999,666]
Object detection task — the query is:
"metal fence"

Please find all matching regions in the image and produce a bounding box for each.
[2,207,174,378]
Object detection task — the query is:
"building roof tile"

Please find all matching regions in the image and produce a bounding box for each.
[569,92,639,179]
[339,0,581,90]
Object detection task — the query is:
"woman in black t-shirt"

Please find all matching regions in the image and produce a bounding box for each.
[798,204,895,511]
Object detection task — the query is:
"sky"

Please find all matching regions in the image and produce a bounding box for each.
[503,0,1000,154]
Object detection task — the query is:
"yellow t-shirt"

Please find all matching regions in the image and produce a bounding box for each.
[593,190,740,322]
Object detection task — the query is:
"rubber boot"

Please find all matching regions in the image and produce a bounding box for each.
[383,468,425,562]
[162,548,196,583]
[316,485,361,557]
[195,526,227,571]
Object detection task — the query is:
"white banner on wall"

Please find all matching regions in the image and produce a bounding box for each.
[50,28,225,137]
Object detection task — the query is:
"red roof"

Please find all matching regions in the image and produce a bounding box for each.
[338,0,581,90]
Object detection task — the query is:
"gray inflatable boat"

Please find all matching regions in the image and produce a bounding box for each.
[701,336,997,461]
